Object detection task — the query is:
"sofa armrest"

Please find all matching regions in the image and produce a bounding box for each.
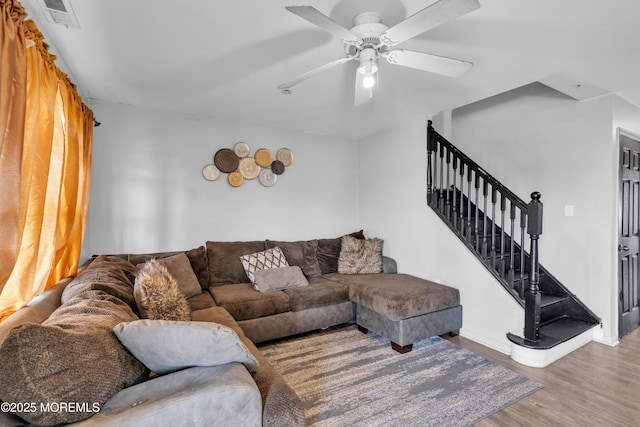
[382,256,397,274]
[71,364,261,427]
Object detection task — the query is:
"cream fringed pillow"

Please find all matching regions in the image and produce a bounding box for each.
[338,235,384,274]
[134,259,191,321]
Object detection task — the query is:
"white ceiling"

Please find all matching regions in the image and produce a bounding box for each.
[22,0,640,140]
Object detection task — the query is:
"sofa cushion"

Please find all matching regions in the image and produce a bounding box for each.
[265,239,322,277]
[209,284,290,321]
[207,241,265,285]
[317,230,365,274]
[344,273,461,321]
[62,255,138,306]
[338,235,384,274]
[0,257,147,425]
[254,266,308,293]
[187,290,217,311]
[192,306,245,338]
[240,246,289,285]
[282,277,349,311]
[134,259,191,321]
[153,253,202,299]
[115,246,210,290]
[113,320,259,375]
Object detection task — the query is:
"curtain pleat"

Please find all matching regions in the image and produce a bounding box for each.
[0,3,93,321]
[0,0,27,309]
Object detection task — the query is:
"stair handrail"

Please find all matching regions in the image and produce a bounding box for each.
[427,120,527,212]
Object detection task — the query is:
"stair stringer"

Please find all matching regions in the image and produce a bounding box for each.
[423,207,527,355]
[428,206,598,365]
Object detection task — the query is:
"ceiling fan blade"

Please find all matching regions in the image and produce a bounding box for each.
[278,56,356,90]
[380,0,480,46]
[285,6,361,45]
[354,72,374,107]
[385,49,472,77]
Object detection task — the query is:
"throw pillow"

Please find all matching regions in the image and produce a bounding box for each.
[113,319,259,375]
[317,230,366,274]
[148,253,202,299]
[254,266,309,293]
[207,241,266,285]
[338,235,384,274]
[134,259,191,321]
[128,246,210,290]
[0,260,147,425]
[239,247,289,285]
[265,239,322,277]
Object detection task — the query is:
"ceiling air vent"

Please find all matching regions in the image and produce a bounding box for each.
[39,0,80,29]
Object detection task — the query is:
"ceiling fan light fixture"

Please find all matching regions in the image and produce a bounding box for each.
[362,73,376,89]
[357,47,379,75]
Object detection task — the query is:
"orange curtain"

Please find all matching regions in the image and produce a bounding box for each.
[0,1,93,321]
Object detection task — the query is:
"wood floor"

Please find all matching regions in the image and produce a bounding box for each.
[445,328,640,426]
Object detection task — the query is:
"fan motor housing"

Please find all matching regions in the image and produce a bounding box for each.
[350,12,387,47]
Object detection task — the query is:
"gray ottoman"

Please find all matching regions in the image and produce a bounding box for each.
[349,274,462,353]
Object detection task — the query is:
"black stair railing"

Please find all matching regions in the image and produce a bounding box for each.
[427,120,543,342]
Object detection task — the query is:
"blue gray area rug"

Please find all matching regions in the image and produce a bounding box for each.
[259,325,542,427]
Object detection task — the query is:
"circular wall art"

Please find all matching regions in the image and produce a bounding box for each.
[227,171,244,187]
[214,148,239,173]
[259,168,277,187]
[234,142,250,158]
[254,148,273,168]
[276,148,293,166]
[202,164,221,181]
[204,143,293,187]
[238,157,260,180]
[271,159,285,175]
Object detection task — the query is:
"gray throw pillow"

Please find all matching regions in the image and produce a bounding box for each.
[254,266,309,293]
[157,253,202,299]
[338,235,384,274]
[113,320,259,375]
[239,247,289,285]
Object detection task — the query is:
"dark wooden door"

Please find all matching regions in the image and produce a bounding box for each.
[619,132,640,338]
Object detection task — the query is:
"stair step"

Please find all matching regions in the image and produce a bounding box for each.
[507,317,597,350]
[540,294,568,308]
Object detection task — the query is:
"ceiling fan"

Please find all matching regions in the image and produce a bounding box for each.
[277,0,480,106]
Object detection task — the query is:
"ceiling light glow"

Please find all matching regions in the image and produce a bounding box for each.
[362,73,376,89]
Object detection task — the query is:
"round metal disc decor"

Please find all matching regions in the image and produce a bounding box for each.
[271,159,285,175]
[254,148,273,168]
[276,148,293,166]
[259,168,277,187]
[234,142,250,158]
[238,157,260,180]
[202,164,221,181]
[228,171,244,187]
[214,148,239,173]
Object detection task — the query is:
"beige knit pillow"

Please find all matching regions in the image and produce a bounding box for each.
[338,235,384,274]
[134,259,191,321]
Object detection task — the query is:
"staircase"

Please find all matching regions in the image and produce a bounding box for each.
[426,121,599,351]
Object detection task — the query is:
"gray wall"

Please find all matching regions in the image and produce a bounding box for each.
[83,101,360,258]
[358,83,640,350]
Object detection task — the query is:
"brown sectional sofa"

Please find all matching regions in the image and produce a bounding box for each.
[0,231,462,426]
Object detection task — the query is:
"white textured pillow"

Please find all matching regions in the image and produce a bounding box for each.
[338,235,384,274]
[113,320,259,375]
[239,246,289,285]
[254,266,309,293]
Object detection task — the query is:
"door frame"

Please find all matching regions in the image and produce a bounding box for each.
[617,128,640,339]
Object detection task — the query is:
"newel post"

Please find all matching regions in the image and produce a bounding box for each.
[426,120,436,205]
[524,192,543,342]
